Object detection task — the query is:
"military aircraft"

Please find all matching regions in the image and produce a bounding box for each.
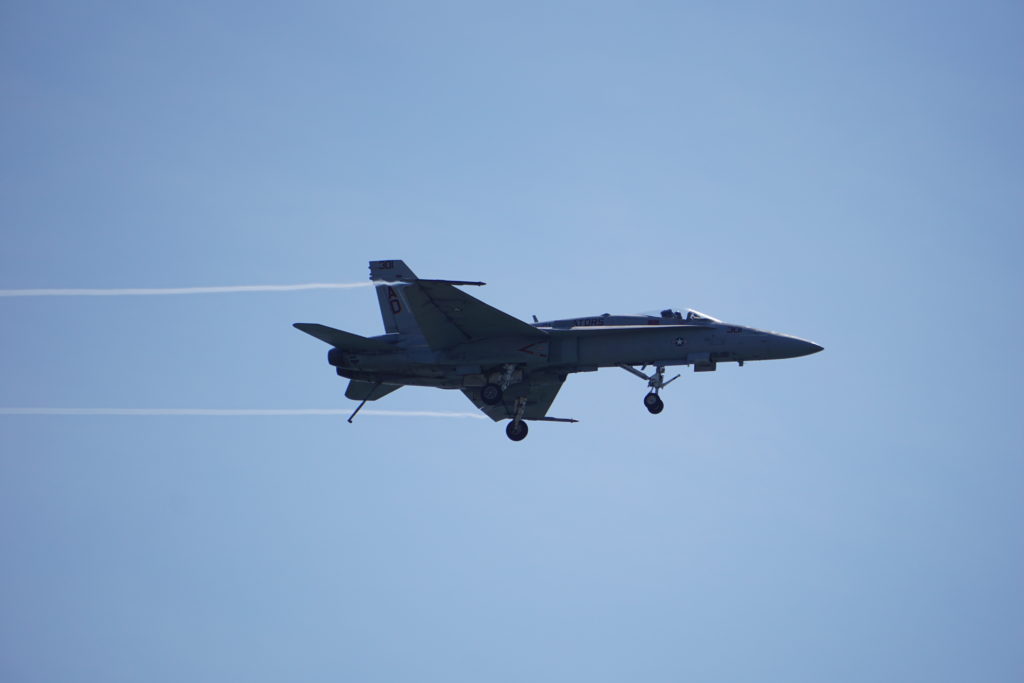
[294,260,823,441]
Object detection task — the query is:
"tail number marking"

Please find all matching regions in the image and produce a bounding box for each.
[387,286,402,314]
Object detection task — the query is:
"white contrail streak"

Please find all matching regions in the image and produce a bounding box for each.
[0,407,487,419]
[0,282,375,297]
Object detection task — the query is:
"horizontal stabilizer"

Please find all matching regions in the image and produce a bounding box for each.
[292,323,391,351]
[345,380,403,401]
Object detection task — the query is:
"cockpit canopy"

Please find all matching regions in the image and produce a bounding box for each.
[533,308,722,329]
[684,309,720,323]
[647,309,721,323]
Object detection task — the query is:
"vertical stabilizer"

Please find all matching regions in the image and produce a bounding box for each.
[369,260,419,336]
[370,260,417,282]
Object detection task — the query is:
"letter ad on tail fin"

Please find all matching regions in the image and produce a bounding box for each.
[374,281,425,338]
[370,260,418,334]
[375,283,405,334]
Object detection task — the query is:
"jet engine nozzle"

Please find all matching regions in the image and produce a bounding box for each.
[327,348,347,366]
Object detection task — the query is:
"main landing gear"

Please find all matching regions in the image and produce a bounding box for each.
[481,364,519,406]
[506,420,528,441]
[491,368,577,441]
[505,396,529,441]
[480,383,503,405]
[620,364,679,415]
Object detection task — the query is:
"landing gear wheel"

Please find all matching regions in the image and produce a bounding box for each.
[480,383,503,406]
[644,392,664,414]
[506,420,529,441]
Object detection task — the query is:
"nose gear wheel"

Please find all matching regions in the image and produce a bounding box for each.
[620,364,678,415]
[643,392,664,414]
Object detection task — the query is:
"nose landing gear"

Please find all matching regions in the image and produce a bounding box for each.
[620,364,679,415]
[643,392,664,414]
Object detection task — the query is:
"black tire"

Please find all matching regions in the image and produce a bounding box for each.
[480,383,503,406]
[644,393,664,414]
[506,420,529,441]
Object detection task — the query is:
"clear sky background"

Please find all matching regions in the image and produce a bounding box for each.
[2,2,1022,681]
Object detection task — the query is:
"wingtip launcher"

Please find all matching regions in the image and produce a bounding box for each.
[416,278,486,287]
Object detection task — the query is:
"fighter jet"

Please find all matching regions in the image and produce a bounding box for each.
[294,260,823,441]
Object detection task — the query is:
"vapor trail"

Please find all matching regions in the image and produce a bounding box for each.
[0,282,374,297]
[0,408,487,419]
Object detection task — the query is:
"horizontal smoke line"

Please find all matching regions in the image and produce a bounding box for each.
[0,408,487,419]
[0,282,377,297]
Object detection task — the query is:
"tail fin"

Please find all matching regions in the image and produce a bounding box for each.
[369,260,421,335]
[370,259,417,283]
[366,259,489,341]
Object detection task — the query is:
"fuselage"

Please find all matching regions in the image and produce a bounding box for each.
[331,309,822,389]
[297,261,825,438]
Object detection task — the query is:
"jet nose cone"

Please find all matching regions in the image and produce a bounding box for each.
[783,336,824,358]
[766,333,824,359]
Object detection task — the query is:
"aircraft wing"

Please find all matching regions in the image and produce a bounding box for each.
[461,372,566,422]
[399,281,547,349]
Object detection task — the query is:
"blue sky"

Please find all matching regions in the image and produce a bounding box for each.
[2,2,1022,681]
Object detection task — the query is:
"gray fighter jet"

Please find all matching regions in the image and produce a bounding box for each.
[295,260,823,441]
